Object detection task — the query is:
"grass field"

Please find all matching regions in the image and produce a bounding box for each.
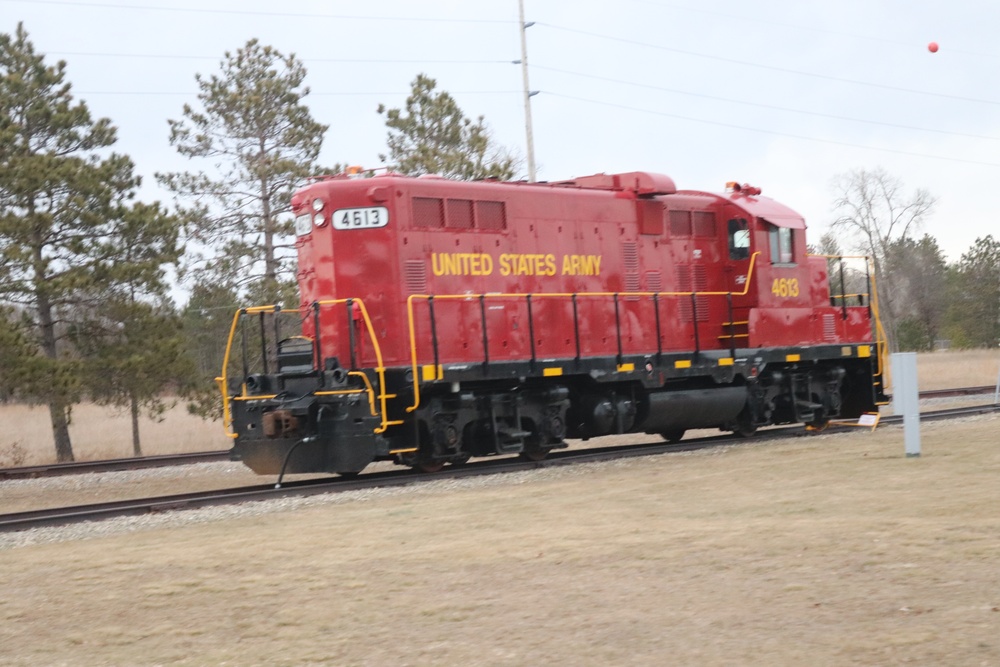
[1,412,998,665]
[2,348,998,467]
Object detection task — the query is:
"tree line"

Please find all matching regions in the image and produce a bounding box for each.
[822,166,1000,354]
[1,24,998,462]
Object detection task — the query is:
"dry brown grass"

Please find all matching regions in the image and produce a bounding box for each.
[912,348,1000,390]
[1,414,998,665]
[0,402,229,466]
[1,348,998,466]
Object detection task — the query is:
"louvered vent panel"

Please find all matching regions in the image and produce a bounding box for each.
[669,210,692,237]
[446,199,473,229]
[475,200,507,230]
[623,242,640,298]
[677,265,709,322]
[823,313,837,341]
[412,197,444,228]
[645,271,662,293]
[693,211,717,237]
[404,260,428,294]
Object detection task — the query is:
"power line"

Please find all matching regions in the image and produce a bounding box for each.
[49,52,513,65]
[543,91,1000,168]
[532,65,1000,142]
[72,90,521,96]
[537,23,1000,107]
[1,0,515,23]
[623,0,1000,58]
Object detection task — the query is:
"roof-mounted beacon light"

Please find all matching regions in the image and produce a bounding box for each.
[726,182,762,196]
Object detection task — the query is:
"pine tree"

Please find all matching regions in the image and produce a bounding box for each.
[157,39,329,306]
[947,236,1000,348]
[0,24,181,461]
[378,74,520,181]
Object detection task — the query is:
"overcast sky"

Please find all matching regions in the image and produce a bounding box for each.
[3,0,997,263]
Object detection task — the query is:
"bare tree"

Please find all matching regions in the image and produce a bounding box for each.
[829,167,936,351]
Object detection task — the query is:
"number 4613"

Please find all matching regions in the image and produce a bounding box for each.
[771,277,800,298]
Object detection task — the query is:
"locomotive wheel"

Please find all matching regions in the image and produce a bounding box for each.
[806,417,831,432]
[519,447,551,462]
[734,423,757,438]
[449,454,471,467]
[413,460,445,473]
[660,430,686,443]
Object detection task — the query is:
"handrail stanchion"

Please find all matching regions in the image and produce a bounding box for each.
[479,294,489,369]
[240,313,249,381]
[653,293,662,363]
[572,293,581,366]
[428,296,439,379]
[727,293,735,358]
[691,292,700,357]
[272,304,281,360]
[839,258,848,320]
[258,311,269,374]
[527,294,536,370]
[613,293,623,365]
[346,298,357,370]
[865,259,873,317]
[312,301,323,387]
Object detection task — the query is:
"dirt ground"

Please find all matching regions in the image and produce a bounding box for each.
[2,414,998,666]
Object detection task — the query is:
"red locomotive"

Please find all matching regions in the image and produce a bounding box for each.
[219,170,888,475]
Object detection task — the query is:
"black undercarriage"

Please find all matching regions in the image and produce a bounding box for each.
[228,345,883,476]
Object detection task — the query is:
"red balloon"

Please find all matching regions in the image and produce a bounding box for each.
[928,42,939,53]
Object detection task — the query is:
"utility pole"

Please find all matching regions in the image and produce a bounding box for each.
[518,0,538,182]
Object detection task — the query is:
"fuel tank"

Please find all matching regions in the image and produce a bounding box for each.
[638,386,747,433]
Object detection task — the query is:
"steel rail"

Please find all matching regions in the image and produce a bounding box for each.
[0,450,231,481]
[916,385,997,399]
[3,404,997,534]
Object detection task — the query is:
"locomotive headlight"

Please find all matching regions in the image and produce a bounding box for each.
[311,198,325,213]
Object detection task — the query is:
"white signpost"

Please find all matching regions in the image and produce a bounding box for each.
[891,352,921,458]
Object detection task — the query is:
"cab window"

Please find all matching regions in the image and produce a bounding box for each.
[727,218,750,260]
[769,225,794,264]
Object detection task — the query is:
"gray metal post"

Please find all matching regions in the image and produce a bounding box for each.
[891,352,920,457]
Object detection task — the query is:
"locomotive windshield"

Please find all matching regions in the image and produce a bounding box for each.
[769,224,795,264]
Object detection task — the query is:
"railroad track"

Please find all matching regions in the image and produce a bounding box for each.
[3,403,997,534]
[2,385,996,482]
[0,450,231,481]
[918,385,997,399]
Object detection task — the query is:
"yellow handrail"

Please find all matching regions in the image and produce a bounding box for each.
[218,299,398,439]
[807,253,889,390]
[405,252,760,412]
[312,298,397,433]
[219,305,288,439]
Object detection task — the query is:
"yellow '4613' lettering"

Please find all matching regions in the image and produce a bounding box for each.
[771,277,800,298]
